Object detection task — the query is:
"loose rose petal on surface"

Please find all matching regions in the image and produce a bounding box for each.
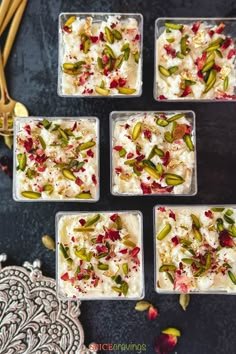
[154,334,178,354]
[219,230,234,247]
[96,234,104,243]
[148,305,159,320]
[135,300,151,311]
[152,182,173,194]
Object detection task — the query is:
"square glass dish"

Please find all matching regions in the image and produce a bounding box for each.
[13,116,99,202]
[154,18,236,101]
[110,111,197,196]
[154,205,236,294]
[56,211,144,300]
[58,13,143,97]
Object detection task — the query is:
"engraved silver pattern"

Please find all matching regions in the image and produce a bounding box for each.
[0,255,97,354]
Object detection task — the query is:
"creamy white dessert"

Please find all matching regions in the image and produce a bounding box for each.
[57,212,143,299]
[156,20,236,100]
[59,14,142,96]
[112,112,195,195]
[155,206,236,293]
[14,118,99,201]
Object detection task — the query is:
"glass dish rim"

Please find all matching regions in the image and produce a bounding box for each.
[109,110,198,197]
[154,17,236,102]
[153,204,236,295]
[55,210,145,301]
[57,12,144,98]
[12,116,100,202]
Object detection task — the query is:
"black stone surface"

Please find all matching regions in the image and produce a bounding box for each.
[1,1,236,353]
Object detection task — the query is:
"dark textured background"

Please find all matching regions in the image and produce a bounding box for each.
[1,1,236,353]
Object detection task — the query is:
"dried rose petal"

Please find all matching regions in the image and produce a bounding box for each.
[134,34,140,41]
[115,167,122,174]
[148,305,159,320]
[195,52,207,70]
[158,95,167,100]
[221,37,232,50]
[90,36,98,43]
[213,64,221,72]
[99,32,105,41]
[164,44,176,58]
[162,151,170,167]
[0,156,13,178]
[24,125,31,135]
[96,245,108,254]
[208,29,215,37]
[127,152,134,159]
[191,21,201,34]
[219,230,234,247]
[92,174,97,185]
[205,210,213,219]
[228,49,236,59]
[71,236,75,243]
[174,274,189,292]
[61,272,69,281]
[119,248,128,254]
[152,182,173,194]
[96,234,104,243]
[110,213,118,222]
[118,78,127,87]
[75,177,83,186]
[105,229,120,242]
[169,211,176,220]
[130,247,140,257]
[110,79,118,88]
[24,138,33,152]
[171,236,179,246]
[158,207,166,212]
[87,149,94,158]
[79,218,86,226]
[215,22,225,34]
[62,25,72,33]
[181,86,192,97]
[140,182,152,194]
[113,145,123,151]
[197,70,204,80]
[143,129,152,141]
[154,334,178,354]
[79,71,90,85]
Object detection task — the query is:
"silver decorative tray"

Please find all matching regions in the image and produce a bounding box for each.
[0,254,97,354]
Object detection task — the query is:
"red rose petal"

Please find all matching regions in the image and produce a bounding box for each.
[111,22,116,29]
[228,49,236,59]
[75,177,83,186]
[148,306,159,320]
[213,64,221,72]
[105,229,120,242]
[62,26,72,33]
[164,44,176,58]
[61,272,69,281]
[140,182,152,194]
[127,152,134,159]
[208,30,215,37]
[162,151,170,167]
[79,218,86,226]
[174,274,189,292]
[87,149,94,158]
[118,78,127,87]
[205,210,213,219]
[79,71,90,85]
[169,211,176,220]
[99,32,105,41]
[115,167,122,174]
[158,95,167,100]
[154,334,178,354]
[24,138,33,152]
[143,129,152,141]
[24,125,31,135]
[92,174,97,185]
[119,248,128,254]
[134,34,140,41]
[195,52,207,70]
[102,55,109,64]
[110,213,118,222]
[221,37,232,50]
[215,22,225,34]
[96,245,108,253]
[113,145,123,151]
[72,122,77,132]
[71,236,75,243]
[191,21,201,34]
[90,36,98,43]
[110,79,118,88]
[152,182,173,194]
[181,86,192,97]
[219,230,234,247]
[130,246,140,257]
[158,207,166,212]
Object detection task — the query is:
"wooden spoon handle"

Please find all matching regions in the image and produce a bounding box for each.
[0,0,11,30]
[0,0,23,36]
[3,0,28,67]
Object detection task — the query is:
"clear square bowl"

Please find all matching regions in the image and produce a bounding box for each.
[58,12,143,98]
[154,204,236,294]
[154,18,236,102]
[13,116,100,202]
[56,210,145,300]
[110,110,197,196]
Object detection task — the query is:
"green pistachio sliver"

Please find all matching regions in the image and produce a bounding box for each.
[166,272,174,284]
[183,134,194,151]
[156,163,163,175]
[122,239,136,248]
[205,253,211,269]
[143,159,156,169]
[165,22,183,30]
[17,153,27,171]
[164,173,184,186]
[156,117,169,127]
[26,168,36,179]
[104,44,115,58]
[62,168,76,181]
[83,38,91,54]
[229,225,236,237]
[58,127,68,141]
[167,113,185,123]
[134,51,140,63]
[225,209,234,216]
[154,146,165,157]
[38,136,46,149]
[121,42,130,51]
[43,184,54,194]
[119,148,127,157]
[168,66,179,74]
[112,286,122,293]
[74,248,88,261]
[60,243,69,258]
[180,239,191,246]
[132,122,142,141]
[115,215,122,230]
[21,191,41,199]
[205,38,224,52]
[192,225,202,242]
[224,76,229,91]
[84,214,100,228]
[143,165,160,180]
[206,52,215,63]
[166,38,175,43]
[124,48,130,60]
[176,52,184,59]
[97,57,103,69]
[122,263,129,275]
[159,264,177,272]
[98,263,109,271]
[191,214,201,229]
[216,218,224,232]
[114,54,124,69]
[74,227,95,232]
[181,35,190,55]
[121,282,129,296]
[113,275,122,284]
[211,207,225,212]
[112,29,122,40]
[182,258,195,265]
[133,166,141,176]
[157,223,172,240]
[224,214,235,224]
[204,69,217,93]
[117,87,136,95]
[76,192,92,199]
[216,49,223,58]
[124,158,136,166]
[42,119,52,129]
[228,270,236,285]
[164,131,174,143]
[105,26,114,44]
[158,65,171,77]
[201,59,215,73]
[78,141,96,151]
[194,268,204,277]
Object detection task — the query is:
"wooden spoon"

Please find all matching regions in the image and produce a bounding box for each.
[0,0,23,36]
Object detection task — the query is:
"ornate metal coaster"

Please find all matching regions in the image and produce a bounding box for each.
[0,255,97,354]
